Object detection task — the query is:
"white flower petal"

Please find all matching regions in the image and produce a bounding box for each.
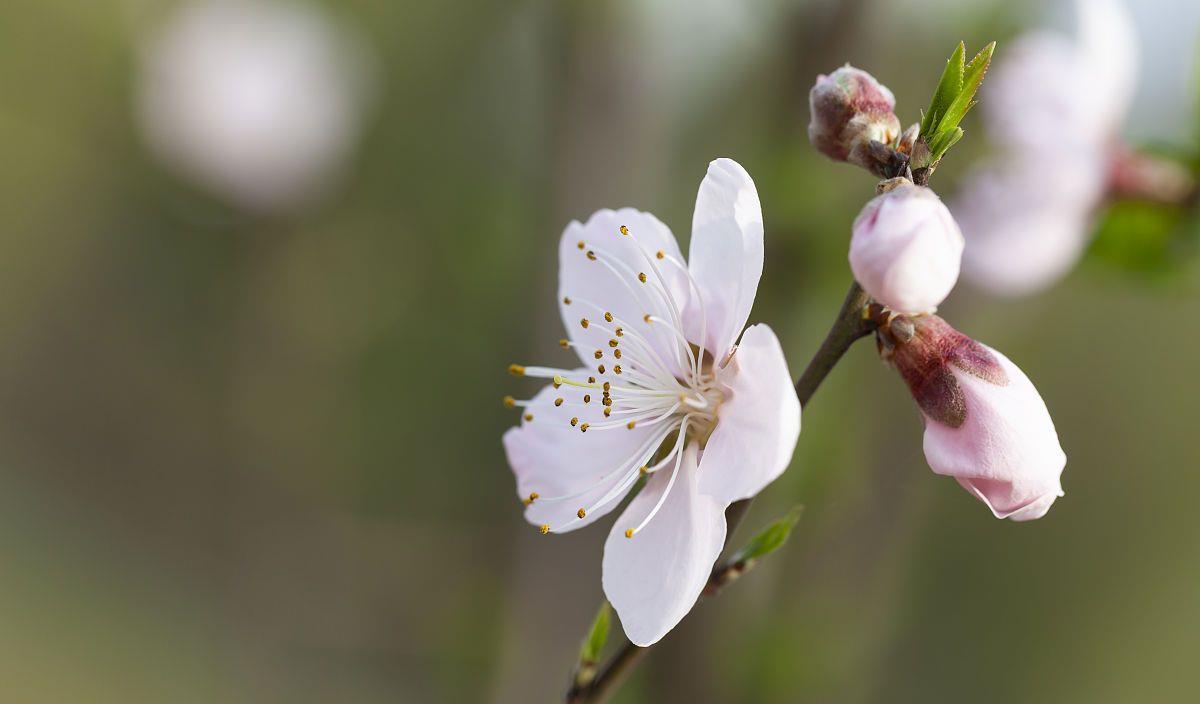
[685,158,764,360]
[503,375,663,533]
[559,209,690,377]
[697,324,800,504]
[602,442,727,646]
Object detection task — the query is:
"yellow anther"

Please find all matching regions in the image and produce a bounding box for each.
[615,327,624,337]
[603,397,612,407]
[614,365,622,374]
[603,382,611,392]
[639,466,648,475]
[570,417,579,427]
[577,508,587,518]
[559,338,569,348]
[587,376,596,384]
[580,422,589,432]
[624,528,634,538]
[503,395,515,408]
[643,314,652,324]
[554,397,564,406]
[638,272,647,283]
[529,492,540,502]
[580,318,589,329]
[577,241,585,250]
[563,296,572,305]
[626,421,636,429]
[524,413,533,421]
[598,364,606,374]
[508,364,526,376]
[583,394,591,403]
[608,339,619,348]
[656,250,664,259]
[620,225,630,236]
[604,311,614,323]
[603,407,612,417]
[594,350,603,359]
[614,349,622,359]
[586,250,597,261]
[553,374,564,385]
[540,524,551,535]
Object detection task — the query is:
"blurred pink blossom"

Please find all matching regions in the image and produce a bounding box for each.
[955,0,1137,296]
[137,0,374,214]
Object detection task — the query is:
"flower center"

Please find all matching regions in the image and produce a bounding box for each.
[506,222,726,537]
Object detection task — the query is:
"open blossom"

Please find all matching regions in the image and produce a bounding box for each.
[879,314,1066,520]
[808,65,902,176]
[137,0,373,213]
[502,159,800,646]
[955,0,1137,296]
[849,180,964,314]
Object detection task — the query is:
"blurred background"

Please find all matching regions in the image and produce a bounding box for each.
[1,0,1198,702]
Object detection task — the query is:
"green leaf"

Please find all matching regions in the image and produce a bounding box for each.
[918,41,995,167]
[944,43,994,125]
[729,506,803,565]
[921,41,965,137]
[579,602,611,665]
[928,126,964,161]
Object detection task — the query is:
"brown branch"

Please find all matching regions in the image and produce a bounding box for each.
[566,280,876,704]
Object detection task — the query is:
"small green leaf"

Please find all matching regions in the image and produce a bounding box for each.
[921,41,966,137]
[928,126,965,162]
[916,41,996,168]
[579,602,611,665]
[730,506,803,565]
[938,42,995,138]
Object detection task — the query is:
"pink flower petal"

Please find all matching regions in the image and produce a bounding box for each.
[697,324,801,505]
[559,209,690,378]
[602,442,727,646]
[684,158,764,361]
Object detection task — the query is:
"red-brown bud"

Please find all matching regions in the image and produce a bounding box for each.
[880,315,1006,428]
[807,65,902,176]
[880,314,1066,521]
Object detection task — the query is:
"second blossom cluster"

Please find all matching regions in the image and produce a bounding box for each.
[809,65,1067,522]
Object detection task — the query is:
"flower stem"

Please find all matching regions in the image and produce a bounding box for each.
[565,280,876,704]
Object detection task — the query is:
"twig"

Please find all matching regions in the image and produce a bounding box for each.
[566,280,876,704]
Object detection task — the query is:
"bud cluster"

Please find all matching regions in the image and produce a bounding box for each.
[807,57,1068,521]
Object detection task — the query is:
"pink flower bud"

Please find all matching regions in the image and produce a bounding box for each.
[808,65,902,175]
[849,182,964,314]
[880,315,1066,521]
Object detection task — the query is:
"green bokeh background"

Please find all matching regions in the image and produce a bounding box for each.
[1,0,1197,702]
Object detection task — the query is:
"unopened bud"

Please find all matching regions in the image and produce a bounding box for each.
[808,65,903,176]
[882,315,1066,521]
[850,182,964,314]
